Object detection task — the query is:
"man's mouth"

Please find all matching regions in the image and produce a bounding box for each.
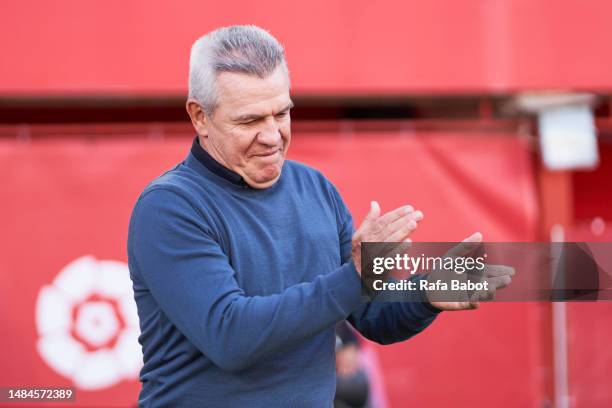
[252,149,280,158]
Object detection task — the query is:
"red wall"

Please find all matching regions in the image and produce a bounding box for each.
[2,0,612,96]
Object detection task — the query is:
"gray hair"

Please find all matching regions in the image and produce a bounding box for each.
[188,25,289,114]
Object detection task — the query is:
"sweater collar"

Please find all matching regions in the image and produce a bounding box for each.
[190,136,249,188]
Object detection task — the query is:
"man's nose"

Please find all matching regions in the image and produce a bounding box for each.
[256,117,282,146]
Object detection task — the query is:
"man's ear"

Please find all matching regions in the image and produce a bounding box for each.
[186,99,208,137]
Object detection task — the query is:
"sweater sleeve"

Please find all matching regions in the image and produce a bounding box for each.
[330,185,441,344]
[128,188,363,372]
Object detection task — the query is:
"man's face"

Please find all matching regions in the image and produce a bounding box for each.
[191,66,293,189]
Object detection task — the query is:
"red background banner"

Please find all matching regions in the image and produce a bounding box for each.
[2,0,612,95]
[1,132,549,406]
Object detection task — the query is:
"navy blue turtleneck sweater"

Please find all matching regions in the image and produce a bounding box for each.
[127,138,439,407]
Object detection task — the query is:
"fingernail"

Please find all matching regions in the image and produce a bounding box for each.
[370,201,380,214]
[413,210,423,220]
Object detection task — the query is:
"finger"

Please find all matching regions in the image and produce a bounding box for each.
[469,286,495,302]
[485,287,497,301]
[386,209,423,232]
[377,205,415,225]
[383,210,423,241]
[484,265,515,278]
[475,291,495,302]
[386,212,419,235]
[487,275,512,290]
[445,232,483,258]
[384,219,418,242]
[412,210,424,222]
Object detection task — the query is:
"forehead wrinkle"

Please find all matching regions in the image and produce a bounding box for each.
[216,66,289,102]
[232,100,293,122]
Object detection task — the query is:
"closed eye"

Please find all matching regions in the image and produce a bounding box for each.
[275,110,290,119]
[239,118,261,125]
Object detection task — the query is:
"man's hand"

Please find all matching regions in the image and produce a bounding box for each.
[351,201,423,275]
[428,232,515,311]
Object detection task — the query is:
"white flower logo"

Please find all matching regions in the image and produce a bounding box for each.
[35,256,142,390]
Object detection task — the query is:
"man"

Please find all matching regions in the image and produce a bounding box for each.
[127,25,507,407]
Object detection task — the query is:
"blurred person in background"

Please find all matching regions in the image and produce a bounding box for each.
[127,25,511,407]
[335,322,370,408]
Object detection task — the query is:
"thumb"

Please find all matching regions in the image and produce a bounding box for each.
[365,201,381,220]
[354,201,381,238]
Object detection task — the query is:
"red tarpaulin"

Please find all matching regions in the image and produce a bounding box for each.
[1,132,545,406]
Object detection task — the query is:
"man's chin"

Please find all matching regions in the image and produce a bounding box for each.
[244,165,282,189]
